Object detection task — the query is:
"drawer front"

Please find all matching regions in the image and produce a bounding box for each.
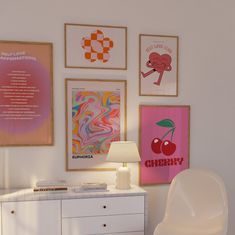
[106,233,144,235]
[62,214,144,235]
[2,200,61,235]
[62,196,144,217]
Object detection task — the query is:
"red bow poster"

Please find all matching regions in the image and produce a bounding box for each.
[139,34,178,96]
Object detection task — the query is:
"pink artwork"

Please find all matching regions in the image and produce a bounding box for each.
[139,34,178,96]
[139,105,190,185]
[0,41,53,146]
[141,52,172,86]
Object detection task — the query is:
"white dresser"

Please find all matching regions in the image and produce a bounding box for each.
[0,185,146,235]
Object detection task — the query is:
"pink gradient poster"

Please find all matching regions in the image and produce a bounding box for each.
[0,41,53,146]
[139,105,190,185]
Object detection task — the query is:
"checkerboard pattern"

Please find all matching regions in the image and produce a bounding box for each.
[81,30,114,63]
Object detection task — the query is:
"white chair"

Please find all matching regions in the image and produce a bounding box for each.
[154,168,228,235]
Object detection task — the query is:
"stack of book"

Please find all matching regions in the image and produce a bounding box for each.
[73,182,108,193]
[33,180,68,192]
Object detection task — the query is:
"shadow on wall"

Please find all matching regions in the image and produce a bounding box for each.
[143,185,169,235]
[0,149,10,189]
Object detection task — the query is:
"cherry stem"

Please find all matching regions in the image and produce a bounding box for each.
[161,127,176,141]
[170,128,175,142]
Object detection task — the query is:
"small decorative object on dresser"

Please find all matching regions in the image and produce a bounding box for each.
[107,141,141,189]
[73,182,108,193]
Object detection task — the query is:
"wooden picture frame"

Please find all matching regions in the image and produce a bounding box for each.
[65,79,127,171]
[65,23,127,70]
[0,40,53,146]
[139,105,190,185]
[139,34,179,96]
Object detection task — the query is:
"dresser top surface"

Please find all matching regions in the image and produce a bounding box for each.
[0,185,146,202]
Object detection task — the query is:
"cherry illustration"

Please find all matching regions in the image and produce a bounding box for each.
[151,119,177,156]
[161,140,176,156]
[151,138,162,154]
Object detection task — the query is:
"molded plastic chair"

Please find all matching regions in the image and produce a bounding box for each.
[154,168,228,235]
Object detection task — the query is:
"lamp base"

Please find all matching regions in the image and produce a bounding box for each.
[115,166,131,190]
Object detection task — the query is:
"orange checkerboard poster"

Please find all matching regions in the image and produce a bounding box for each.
[65,24,127,70]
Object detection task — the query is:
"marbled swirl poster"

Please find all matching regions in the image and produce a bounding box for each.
[66,79,126,171]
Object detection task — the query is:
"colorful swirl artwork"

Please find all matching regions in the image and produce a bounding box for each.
[72,90,120,155]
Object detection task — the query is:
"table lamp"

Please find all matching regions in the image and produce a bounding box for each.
[106,141,141,190]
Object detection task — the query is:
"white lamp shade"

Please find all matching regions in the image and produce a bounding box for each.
[107,141,141,163]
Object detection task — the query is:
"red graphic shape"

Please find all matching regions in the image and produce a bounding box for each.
[151,138,162,154]
[151,119,176,156]
[161,140,176,156]
[141,52,172,86]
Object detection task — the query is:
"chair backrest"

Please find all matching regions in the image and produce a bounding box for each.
[163,169,228,231]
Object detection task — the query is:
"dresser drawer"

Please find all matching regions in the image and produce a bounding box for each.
[62,196,144,218]
[62,214,144,235]
[105,233,144,235]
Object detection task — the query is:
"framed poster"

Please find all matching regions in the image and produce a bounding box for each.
[65,79,126,171]
[139,34,179,96]
[0,40,53,146]
[139,105,190,185]
[64,23,127,70]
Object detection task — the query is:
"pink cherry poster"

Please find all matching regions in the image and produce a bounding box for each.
[139,34,178,96]
[139,105,190,185]
[0,41,53,146]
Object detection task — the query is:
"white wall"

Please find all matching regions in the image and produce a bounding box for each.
[1,0,235,234]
